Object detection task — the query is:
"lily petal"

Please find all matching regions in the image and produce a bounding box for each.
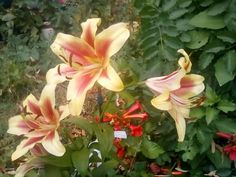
[51,33,97,66]
[173,74,205,99]
[97,64,124,92]
[168,108,186,142]
[15,158,43,177]
[7,115,31,136]
[42,131,65,157]
[177,49,192,73]
[46,64,77,84]
[81,18,101,47]
[59,104,70,120]
[145,69,186,93]
[39,85,59,123]
[23,94,42,116]
[95,23,130,59]
[67,68,101,115]
[151,92,172,111]
[12,137,44,161]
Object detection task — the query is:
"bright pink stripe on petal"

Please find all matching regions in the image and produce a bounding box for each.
[41,98,58,123]
[23,136,44,148]
[27,100,42,116]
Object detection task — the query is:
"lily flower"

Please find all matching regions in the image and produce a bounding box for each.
[46,18,130,115]
[145,49,205,142]
[8,85,68,161]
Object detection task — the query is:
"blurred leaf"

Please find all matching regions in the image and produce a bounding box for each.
[200,0,213,7]
[204,85,220,106]
[190,107,205,119]
[186,30,209,49]
[182,145,198,161]
[91,160,119,177]
[207,150,231,169]
[189,11,225,29]
[169,9,188,20]
[141,137,164,159]
[217,100,236,113]
[214,50,236,86]
[44,166,62,177]
[93,123,114,158]
[41,150,72,167]
[205,107,219,125]
[178,0,192,8]
[72,148,90,176]
[180,33,191,42]
[214,118,236,133]
[207,0,230,16]
[164,36,183,49]
[162,0,177,11]
[198,52,214,69]
[65,117,93,135]
[196,128,213,153]
[217,31,236,44]
[1,13,15,21]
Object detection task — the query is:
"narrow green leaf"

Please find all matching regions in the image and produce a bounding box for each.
[207,0,230,16]
[217,31,236,44]
[186,30,209,49]
[200,0,213,7]
[72,148,90,176]
[205,107,219,125]
[205,39,225,53]
[162,0,177,11]
[217,100,236,113]
[164,36,183,50]
[169,9,188,20]
[141,137,164,159]
[189,11,225,29]
[178,0,192,8]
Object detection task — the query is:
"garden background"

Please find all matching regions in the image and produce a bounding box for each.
[0,0,236,176]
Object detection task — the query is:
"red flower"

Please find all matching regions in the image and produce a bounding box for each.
[224,145,236,160]
[114,139,125,158]
[216,132,232,139]
[129,125,143,137]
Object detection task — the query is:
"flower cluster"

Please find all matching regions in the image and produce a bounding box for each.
[7,17,205,176]
[102,101,148,157]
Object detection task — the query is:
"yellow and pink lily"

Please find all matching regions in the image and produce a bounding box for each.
[46,18,130,115]
[8,85,68,161]
[145,49,205,142]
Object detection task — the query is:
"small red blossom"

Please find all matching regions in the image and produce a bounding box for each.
[129,125,143,137]
[113,139,125,158]
[216,132,232,139]
[224,145,236,161]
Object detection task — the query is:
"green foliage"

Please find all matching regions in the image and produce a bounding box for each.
[133,0,236,176]
[2,0,236,176]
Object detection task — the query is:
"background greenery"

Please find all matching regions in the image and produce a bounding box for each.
[0,0,236,176]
